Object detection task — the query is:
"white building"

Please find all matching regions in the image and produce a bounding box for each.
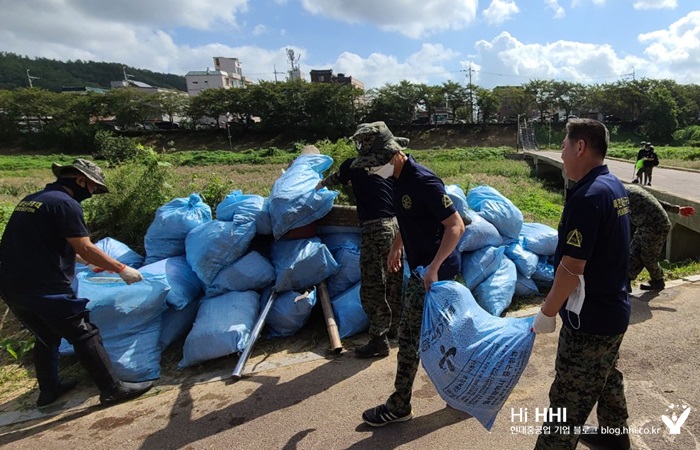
[185,57,251,97]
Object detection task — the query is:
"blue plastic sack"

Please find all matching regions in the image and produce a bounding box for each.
[420,281,535,430]
[270,238,339,292]
[178,290,260,368]
[515,273,541,297]
[445,184,469,220]
[144,194,212,264]
[473,257,517,316]
[467,186,524,239]
[326,245,361,298]
[185,219,257,287]
[520,222,558,256]
[159,299,200,350]
[76,272,169,381]
[461,246,506,291]
[206,250,276,298]
[505,241,539,278]
[320,231,362,254]
[266,289,317,338]
[74,237,144,291]
[532,256,555,282]
[269,154,338,239]
[139,256,202,310]
[216,190,272,235]
[331,283,369,338]
[458,210,503,252]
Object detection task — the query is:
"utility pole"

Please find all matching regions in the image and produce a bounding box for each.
[460,62,476,123]
[123,66,135,84]
[26,69,40,88]
[273,65,284,82]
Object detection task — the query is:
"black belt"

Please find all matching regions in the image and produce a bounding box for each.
[360,217,395,227]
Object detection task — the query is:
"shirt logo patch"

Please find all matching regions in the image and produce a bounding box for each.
[442,194,453,209]
[402,194,412,210]
[566,229,583,248]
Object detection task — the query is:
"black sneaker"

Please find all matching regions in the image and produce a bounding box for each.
[100,381,153,406]
[578,424,631,450]
[354,335,390,358]
[640,279,665,291]
[362,404,413,427]
[37,379,79,407]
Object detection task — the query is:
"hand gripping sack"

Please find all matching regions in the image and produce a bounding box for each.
[420,281,535,430]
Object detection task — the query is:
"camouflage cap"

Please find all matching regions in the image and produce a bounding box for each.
[52,158,109,194]
[349,121,409,169]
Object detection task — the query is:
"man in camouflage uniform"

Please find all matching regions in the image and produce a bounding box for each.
[626,184,695,290]
[317,150,403,358]
[349,121,465,426]
[532,119,632,450]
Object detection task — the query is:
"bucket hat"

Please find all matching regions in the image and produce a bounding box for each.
[52,158,109,194]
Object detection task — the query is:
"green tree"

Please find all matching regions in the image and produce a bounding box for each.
[642,85,679,140]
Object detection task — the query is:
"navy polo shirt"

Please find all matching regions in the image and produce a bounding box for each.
[336,158,395,222]
[555,165,631,335]
[393,155,460,279]
[0,183,89,294]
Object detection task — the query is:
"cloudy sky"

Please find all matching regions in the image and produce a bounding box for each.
[1,0,698,89]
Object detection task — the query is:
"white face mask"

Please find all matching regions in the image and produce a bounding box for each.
[371,162,394,179]
[565,274,585,329]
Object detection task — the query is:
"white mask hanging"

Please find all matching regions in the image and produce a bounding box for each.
[372,162,394,179]
[558,261,585,329]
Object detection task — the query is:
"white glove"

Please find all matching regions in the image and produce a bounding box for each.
[532,309,557,334]
[118,265,144,285]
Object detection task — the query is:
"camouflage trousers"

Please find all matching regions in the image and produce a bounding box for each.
[629,224,670,282]
[360,218,403,338]
[535,326,628,450]
[385,275,425,414]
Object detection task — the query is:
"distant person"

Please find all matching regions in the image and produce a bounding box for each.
[532,119,632,450]
[349,121,465,427]
[316,156,403,358]
[626,184,695,291]
[642,145,659,186]
[0,159,153,408]
[632,141,649,184]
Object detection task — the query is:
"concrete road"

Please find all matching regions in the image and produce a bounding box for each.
[533,151,700,201]
[1,280,699,450]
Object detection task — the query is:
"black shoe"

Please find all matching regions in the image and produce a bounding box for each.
[354,335,390,358]
[362,404,413,427]
[100,381,153,406]
[631,179,639,184]
[578,424,631,450]
[640,279,665,291]
[37,379,79,407]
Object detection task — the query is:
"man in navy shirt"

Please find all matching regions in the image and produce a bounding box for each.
[349,122,465,426]
[0,159,152,408]
[532,119,632,450]
[317,156,403,358]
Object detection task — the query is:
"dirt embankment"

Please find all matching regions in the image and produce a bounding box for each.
[1,124,519,155]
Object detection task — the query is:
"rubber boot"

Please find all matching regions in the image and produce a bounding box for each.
[72,330,152,406]
[640,279,665,291]
[355,335,390,358]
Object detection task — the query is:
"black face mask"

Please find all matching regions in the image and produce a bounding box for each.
[56,178,92,202]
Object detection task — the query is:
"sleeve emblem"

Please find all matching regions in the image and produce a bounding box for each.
[566,229,583,248]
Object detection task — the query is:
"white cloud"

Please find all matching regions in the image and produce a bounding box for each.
[299,0,478,38]
[638,11,700,82]
[317,44,461,89]
[572,0,606,6]
[633,0,677,10]
[544,0,566,19]
[482,0,520,25]
[252,25,266,36]
[473,32,645,88]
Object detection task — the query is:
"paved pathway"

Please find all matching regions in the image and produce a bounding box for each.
[531,151,699,201]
